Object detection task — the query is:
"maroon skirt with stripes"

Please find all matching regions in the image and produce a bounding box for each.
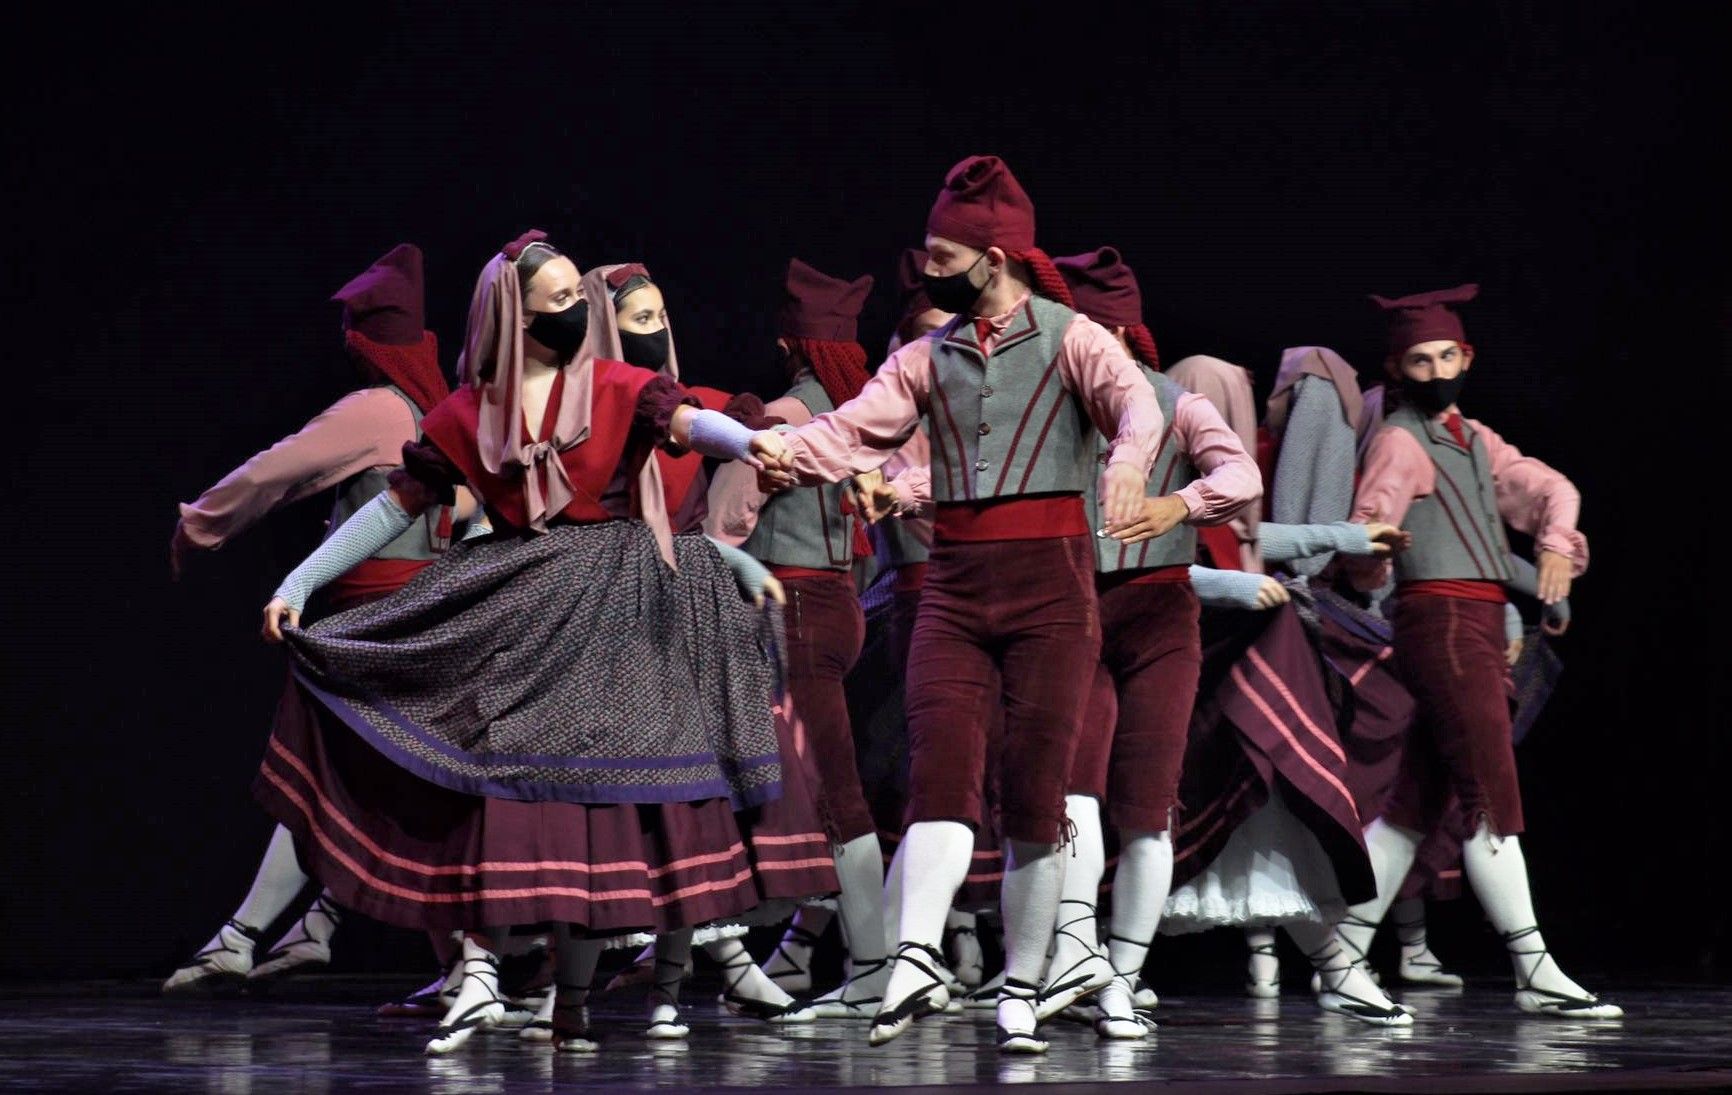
[1169,601,1374,905]
[256,678,837,935]
[1312,588,1416,823]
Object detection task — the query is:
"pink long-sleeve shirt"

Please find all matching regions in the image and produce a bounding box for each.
[176,387,416,550]
[780,296,1165,490]
[1162,390,1264,523]
[1348,411,1588,590]
[883,424,933,517]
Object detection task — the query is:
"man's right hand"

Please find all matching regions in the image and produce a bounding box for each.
[858,479,902,523]
[749,430,793,472]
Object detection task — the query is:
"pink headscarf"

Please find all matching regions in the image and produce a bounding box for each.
[1355,384,1387,463]
[1167,354,1263,573]
[456,233,677,567]
[1265,346,1364,450]
[590,262,683,380]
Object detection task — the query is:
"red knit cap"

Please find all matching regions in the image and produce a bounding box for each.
[331,243,425,346]
[1372,283,1479,356]
[926,155,1036,253]
[777,257,874,342]
[1053,247,1143,328]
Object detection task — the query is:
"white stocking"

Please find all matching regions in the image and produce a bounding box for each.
[879,821,972,1010]
[234,826,313,934]
[1461,824,1596,1002]
[1107,828,1173,985]
[1046,796,1105,987]
[1000,838,1064,988]
[814,834,891,1006]
[1336,818,1423,964]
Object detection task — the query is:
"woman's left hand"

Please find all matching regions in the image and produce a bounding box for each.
[757,574,786,607]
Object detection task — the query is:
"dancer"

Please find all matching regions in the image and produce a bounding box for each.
[164,243,458,995]
[253,232,835,1055]
[1040,247,1262,1039]
[850,250,1005,1002]
[869,251,996,992]
[707,259,891,1018]
[749,155,1167,1053]
[576,260,826,1031]
[1336,284,1618,1019]
[1157,353,1414,1025]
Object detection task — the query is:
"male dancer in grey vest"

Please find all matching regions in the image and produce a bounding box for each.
[749,156,1165,1053]
[1041,247,1263,1037]
[707,258,894,1019]
[166,244,467,997]
[1341,284,1619,1019]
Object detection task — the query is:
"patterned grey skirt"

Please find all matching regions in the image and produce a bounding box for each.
[287,521,781,807]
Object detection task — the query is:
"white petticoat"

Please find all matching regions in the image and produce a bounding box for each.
[1160,791,1347,935]
[595,898,804,952]
[601,923,752,952]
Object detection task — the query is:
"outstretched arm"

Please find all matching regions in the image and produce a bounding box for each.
[752,347,930,485]
[173,389,413,576]
[1345,428,1432,591]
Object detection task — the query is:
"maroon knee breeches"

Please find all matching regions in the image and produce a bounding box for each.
[781,571,872,842]
[903,534,1100,844]
[1383,595,1524,838]
[1068,578,1201,834]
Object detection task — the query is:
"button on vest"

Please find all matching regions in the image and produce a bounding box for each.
[926,297,1095,503]
[1385,404,1515,583]
[740,373,855,570]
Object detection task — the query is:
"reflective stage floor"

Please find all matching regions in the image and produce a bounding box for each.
[2,977,1728,1092]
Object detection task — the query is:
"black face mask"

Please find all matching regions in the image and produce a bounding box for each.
[618,327,671,370]
[921,253,990,316]
[1400,373,1468,416]
[526,299,589,360]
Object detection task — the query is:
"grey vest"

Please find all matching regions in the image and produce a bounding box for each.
[926,296,1096,503]
[741,373,854,571]
[326,385,441,561]
[1384,404,1515,583]
[1089,369,1198,573]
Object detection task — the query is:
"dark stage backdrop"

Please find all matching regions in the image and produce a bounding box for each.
[3,2,1723,982]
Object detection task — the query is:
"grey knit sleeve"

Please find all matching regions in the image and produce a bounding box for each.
[707,536,773,603]
[1259,521,1373,565]
[461,514,494,541]
[1188,565,1272,610]
[273,492,413,612]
